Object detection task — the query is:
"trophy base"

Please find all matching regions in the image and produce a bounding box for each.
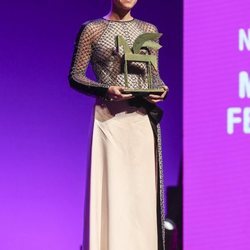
[122,88,165,97]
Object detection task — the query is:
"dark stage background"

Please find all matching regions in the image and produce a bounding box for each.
[0,0,182,249]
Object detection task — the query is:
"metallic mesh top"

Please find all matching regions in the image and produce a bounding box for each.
[68,17,166,98]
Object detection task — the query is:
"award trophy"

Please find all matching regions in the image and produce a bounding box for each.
[116,32,166,96]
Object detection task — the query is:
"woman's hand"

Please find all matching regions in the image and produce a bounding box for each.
[144,85,169,104]
[106,86,135,101]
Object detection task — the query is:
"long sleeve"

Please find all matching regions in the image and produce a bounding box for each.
[68,22,109,98]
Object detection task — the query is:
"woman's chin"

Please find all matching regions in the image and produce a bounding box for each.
[115,0,137,11]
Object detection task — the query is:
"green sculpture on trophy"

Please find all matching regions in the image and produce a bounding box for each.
[116,32,165,95]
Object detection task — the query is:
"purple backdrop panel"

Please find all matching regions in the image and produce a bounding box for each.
[184,1,250,249]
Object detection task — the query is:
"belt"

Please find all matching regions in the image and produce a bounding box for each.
[128,96,163,125]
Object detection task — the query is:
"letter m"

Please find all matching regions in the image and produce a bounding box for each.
[239,71,250,98]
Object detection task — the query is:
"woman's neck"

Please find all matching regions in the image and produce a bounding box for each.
[103,7,133,21]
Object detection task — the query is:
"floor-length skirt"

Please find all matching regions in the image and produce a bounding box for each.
[82,97,165,250]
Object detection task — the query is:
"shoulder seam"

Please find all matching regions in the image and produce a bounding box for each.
[136,19,158,32]
[82,18,102,27]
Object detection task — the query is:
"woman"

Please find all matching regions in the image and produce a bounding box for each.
[68,0,169,250]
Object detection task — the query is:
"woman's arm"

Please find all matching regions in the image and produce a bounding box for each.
[68,22,109,98]
[144,23,169,103]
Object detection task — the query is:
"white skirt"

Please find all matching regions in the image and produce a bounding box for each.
[86,97,158,250]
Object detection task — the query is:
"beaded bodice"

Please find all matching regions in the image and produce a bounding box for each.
[68,18,166,97]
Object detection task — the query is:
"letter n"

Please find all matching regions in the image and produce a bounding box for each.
[239,29,250,51]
